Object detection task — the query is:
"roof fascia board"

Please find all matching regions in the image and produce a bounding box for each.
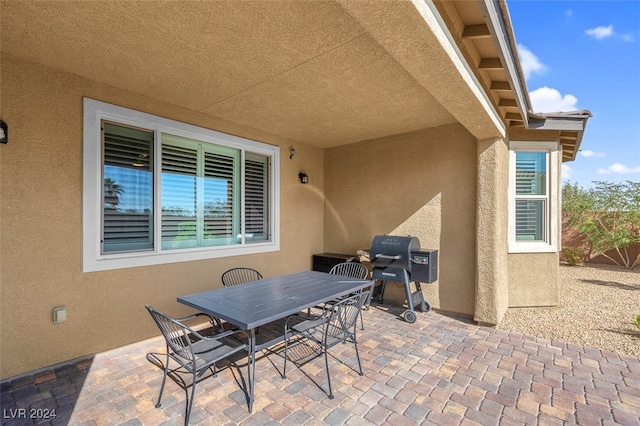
[526,113,591,161]
[527,117,586,132]
[480,0,531,126]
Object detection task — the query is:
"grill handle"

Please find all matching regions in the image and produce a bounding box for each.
[375,254,401,260]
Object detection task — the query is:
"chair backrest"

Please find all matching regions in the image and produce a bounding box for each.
[221,267,263,287]
[325,291,369,341]
[146,305,194,361]
[328,262,369,280]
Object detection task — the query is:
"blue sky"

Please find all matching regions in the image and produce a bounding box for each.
[507,0,640,188]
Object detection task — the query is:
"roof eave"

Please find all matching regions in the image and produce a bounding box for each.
[480,0,531,127]
[528,110,593,161]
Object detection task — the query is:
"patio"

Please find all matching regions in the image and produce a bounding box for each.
[2,304,639,426]
[2,1,595,399]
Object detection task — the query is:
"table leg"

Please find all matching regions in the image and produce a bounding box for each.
[248,328,256,413]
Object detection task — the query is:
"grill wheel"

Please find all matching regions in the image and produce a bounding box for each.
[403,310,417,323]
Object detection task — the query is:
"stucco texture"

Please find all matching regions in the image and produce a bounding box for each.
[0,0,462,149]
[474,138,509,325]
[506,128,563,308]
[508,253,560,307]
[323,124,477,316]
[0,55,325,378]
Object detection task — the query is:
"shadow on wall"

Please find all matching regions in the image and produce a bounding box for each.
[323,124,478,315]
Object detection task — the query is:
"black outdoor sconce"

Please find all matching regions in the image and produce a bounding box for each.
[0,120,7,144]
[298,172,309,184]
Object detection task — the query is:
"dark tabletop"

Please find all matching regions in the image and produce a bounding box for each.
[178,270,373,330]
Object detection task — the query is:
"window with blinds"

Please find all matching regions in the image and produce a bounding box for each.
[203,150,238,244]
[508,141,559,254]
[514,151,547,242]
[160,133,241,250]
[99,120,271,254]
[85,99,279,272]
[102,121,154,254]
[245,153,269,242]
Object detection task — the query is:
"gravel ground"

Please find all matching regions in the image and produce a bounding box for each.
[497,263,640,357]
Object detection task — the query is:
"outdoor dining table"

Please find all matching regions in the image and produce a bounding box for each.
[177,269,374,412]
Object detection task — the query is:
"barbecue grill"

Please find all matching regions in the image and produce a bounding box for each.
[370,235,438,323]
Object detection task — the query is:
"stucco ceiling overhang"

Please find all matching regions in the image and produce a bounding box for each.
[1,0,584,153]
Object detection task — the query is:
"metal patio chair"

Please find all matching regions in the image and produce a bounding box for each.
[329,261,369,280]
[328,261,372,330]
[281,291,369,400]
[145,306,249,425]
[221,267,265,332]
[221,267,263,287]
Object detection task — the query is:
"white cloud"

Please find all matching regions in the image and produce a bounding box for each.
[586,25,614,39]
[517,44,547,80]
[596,162,640,174]
[562,163,573,180]
[580,150,606,158]
[529,87,579,113]
[565,9,573,18]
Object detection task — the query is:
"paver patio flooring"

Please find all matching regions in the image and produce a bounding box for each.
[2,304,639,425]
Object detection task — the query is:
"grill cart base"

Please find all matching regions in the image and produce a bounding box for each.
[373,269,430,323]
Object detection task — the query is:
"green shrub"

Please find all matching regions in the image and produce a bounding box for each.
[563,181,640,269]
[562,247,584,266]
[635,314,640,330]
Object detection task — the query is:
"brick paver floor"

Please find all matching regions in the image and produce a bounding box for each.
[1,304,639,425]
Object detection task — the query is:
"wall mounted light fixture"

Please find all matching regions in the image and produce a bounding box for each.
[0,120,7,144]
[289,148,296,159]
[298,172,309,184]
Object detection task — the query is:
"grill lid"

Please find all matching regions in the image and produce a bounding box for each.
[370,235,420,271]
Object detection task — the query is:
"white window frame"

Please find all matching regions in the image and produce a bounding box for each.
[83,98,280,272]
[508,141,559,253]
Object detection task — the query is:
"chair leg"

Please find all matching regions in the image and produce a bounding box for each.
[353,337,364,376]
[156,351,170,408]
[282,329,289,379]
[184,371,197,425]
[359,310,364,330]
[324,348,334,399]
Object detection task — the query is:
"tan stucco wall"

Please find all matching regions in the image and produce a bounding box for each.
[505,127,562,308]
[323,124,477,316]
[508,253,560,307]
[474,138,509,325]
[0,55,325,379]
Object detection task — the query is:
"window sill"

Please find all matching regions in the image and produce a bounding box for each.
[83,242,279,272]
[508,243,557,254]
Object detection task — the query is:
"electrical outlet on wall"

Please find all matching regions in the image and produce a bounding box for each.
[53,306,67,324]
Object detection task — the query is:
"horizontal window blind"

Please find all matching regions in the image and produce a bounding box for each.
[515,152,546,195]
[514,151,548,242]
[161,143,198,249]
[102,122,154,253]
[515,199,545,241]
[161,134,240,249]
[204,151,237,243]
[245,154,269,242]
